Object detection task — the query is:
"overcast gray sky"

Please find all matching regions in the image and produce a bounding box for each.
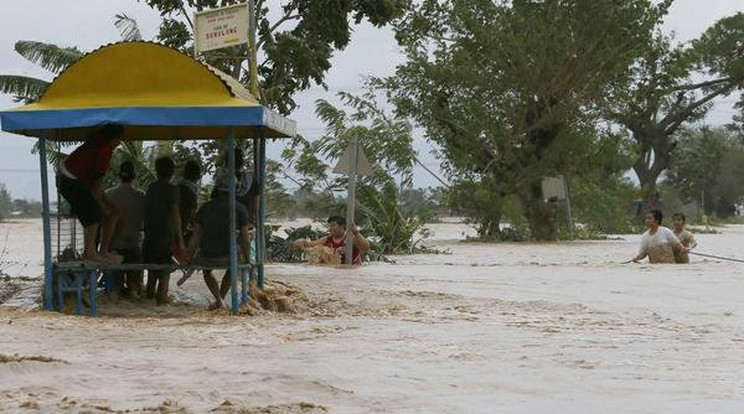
[0,0,741,200]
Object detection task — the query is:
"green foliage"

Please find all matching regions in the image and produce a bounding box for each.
[14,40,84,74]
[281,87,433,254]
[571,177,642,235]
[0,75,50,103]
[114,13,144,41]
[665,127,744,217]
[691,12,744,80]
[7,199,43,218]
[606,12,744,202]
[356,179,424,254]
[265,225,326,263]
[264,159,297,218]
[103,142,158,190]
[448,177,504,239]
[138,0,409,114]
[0,183,11,221]
[398,187,442,223]
[0,40,83,104]
[386,0,667,240]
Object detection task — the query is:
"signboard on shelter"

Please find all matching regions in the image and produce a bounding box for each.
[194,3,249,53]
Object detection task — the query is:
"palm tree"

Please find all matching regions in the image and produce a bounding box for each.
[0,14,151,179]
[0,14,141,103]
[0,41,83,103]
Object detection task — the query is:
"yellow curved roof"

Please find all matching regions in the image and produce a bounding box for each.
[20,41,258,110]
[1,42,296,140]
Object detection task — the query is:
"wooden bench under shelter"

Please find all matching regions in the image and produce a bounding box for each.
[0,41,296,315]
[54,262,257,316]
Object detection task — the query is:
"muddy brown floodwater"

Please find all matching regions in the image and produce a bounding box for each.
[1,218,743,413]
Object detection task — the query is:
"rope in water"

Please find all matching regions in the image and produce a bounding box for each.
[690,251,744,264]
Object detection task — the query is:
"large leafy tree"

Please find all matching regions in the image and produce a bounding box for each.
[138,0,409,114]
[385,0,668,240]
[606,13,744,205]
[665,127,744,217]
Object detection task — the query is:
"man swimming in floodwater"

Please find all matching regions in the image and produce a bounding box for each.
[671,213,696,264]
[630,209,689,264]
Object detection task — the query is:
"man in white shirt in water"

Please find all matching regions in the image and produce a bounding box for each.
[630,209,689,264]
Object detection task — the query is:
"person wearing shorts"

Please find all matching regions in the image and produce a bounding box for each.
[187,174,252,310]
[106,161,146,297]
[143,157,184,305]
[56,123,123,263]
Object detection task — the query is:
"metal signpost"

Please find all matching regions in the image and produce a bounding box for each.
[333,137,374,264]
[541,175,574,239]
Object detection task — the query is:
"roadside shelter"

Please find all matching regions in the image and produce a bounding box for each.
[0,41,296,315]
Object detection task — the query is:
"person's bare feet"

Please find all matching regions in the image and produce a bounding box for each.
[208,299,226,310]
[157,296,174,306]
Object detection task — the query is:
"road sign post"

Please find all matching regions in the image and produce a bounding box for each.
[333,138,373,265]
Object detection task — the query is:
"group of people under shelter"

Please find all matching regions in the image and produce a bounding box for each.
[56,123,370,309]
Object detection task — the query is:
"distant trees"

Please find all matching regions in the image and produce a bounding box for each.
[0,183,43,220]
[665,127,744,217]
[385,0,669,240]
[0,183,11,221]
[605,13,744,205]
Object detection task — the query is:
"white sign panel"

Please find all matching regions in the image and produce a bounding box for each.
[333,143,374,176]
[542,176,567,201]
[194,3,249,53]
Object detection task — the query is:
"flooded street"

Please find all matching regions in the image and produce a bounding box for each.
[1,219,744,412]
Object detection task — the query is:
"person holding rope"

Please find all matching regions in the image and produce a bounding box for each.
[630,209,690,264]
[672,213,696,264]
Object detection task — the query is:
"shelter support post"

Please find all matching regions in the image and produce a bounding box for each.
[256,138,266,289]
[38,135,53,311]
[228,128,239,315]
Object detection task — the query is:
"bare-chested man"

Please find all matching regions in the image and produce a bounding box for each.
[671,213,696,263]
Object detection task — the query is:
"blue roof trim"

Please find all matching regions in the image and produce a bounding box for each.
[0,106,265,131]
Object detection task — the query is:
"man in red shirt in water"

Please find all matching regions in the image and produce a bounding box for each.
[57,123,123,263]
[293,216,370,265]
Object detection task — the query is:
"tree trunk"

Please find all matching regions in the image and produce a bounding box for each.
[475,192,503,239]
[632,136,671,210]
[477,213,502,239]
[518,179,557,241]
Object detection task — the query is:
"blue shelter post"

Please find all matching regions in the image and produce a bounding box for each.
[257,138,266,289]
[227,128,239,315]
[38,135,54,311]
